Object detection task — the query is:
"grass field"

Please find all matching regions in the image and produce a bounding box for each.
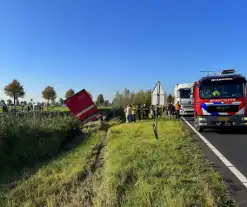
[0,119,120,207]
[0,119,234,207]
[94,119,234,207]
[0,116,80,184]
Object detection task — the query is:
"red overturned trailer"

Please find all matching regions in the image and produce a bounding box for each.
[64,89,102,123]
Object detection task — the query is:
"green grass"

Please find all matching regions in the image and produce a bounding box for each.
[44,106,69,111]
[93,119,234,207]
[44,106,112,113]
[0,116,79,183]
[0,119,234,207]
[0,131,104,207]
[0,119,120,207]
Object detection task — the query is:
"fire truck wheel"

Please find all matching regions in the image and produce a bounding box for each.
[197,126,204,132]
[194,119,204,132]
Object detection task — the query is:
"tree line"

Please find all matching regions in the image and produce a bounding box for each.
[112,88,175,108]
[2,79,175,107]
[2,79,110,106]
[112,88,152,108]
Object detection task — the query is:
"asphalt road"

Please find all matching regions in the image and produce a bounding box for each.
[183,116,247,206]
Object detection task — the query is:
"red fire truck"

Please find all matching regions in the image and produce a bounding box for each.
[64,89,102,123]
[192,69,247,132]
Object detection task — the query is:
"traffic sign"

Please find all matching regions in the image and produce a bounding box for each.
[152,81,165,106]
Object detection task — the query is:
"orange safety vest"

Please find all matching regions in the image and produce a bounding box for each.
[175,103,180,110]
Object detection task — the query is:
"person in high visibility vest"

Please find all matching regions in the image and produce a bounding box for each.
[212,89,220,97]
[132,104,136,122]
[175,101,181,120]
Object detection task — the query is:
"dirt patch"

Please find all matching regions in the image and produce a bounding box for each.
[60,131,107,207]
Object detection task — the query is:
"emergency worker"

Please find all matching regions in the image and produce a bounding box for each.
[212,88,220,96]
[175,101,181,120]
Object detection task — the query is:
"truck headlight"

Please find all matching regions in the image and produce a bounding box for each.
[198,117,207,121]
[242,117,247,121]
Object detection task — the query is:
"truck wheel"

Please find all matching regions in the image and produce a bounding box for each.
[194,119,204,132]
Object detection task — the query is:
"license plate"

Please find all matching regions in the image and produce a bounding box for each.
[218,117,229,121]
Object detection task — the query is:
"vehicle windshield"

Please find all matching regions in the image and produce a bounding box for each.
[179,88,191,98]
[199,82,245,99]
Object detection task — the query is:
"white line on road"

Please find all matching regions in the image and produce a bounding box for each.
[181,117,247,188]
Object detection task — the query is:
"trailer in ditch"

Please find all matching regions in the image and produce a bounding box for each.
[64,89,102,123]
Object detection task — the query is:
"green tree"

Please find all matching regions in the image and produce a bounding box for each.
[122,88,134,106]
[0,99,5,105]
[59,98,64,105]
[112,91,123,108]
[4,79,25,105]
[96,94,104,106]
[167,94,174,103]
[42,86,57,104]
[104,100,109,106]
[112,88,151,108]
[65,89,75,99]
[16,99,20,106]
[7,99,12,105]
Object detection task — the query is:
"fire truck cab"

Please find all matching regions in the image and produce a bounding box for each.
[192,69,247,132]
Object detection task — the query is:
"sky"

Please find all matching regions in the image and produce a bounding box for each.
[1,0,247,102]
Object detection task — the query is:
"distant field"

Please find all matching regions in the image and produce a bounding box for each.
[44,106,70,111]
[0,105,112,113]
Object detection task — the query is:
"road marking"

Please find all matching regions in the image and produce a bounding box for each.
[181,117,247,188]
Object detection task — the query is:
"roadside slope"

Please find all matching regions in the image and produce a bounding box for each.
[93,119,234,207]
[0,129,105,207]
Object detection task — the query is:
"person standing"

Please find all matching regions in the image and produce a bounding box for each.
[128,104,133,122]
[137,104,141,121]
[141,104,145,120]
[167,102,173,120]
[142,104,147,119]
[145,105,150,119]
[175,101,181,120]
[124,104,128,123]
[132,104,136,122]
[125,104,132,123]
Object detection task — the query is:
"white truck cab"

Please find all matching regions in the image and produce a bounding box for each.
[174,83,194,116]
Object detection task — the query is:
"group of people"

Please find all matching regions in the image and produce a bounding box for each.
[124,104,150,123]
[124,101,182,123]
[165,101,181,119]
[1,103,45,113]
